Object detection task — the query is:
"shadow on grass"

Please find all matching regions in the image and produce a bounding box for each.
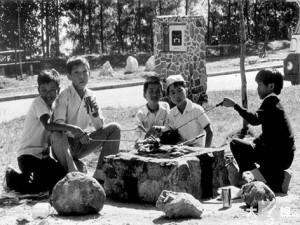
[152,216,202,224]
[52,213,101,222]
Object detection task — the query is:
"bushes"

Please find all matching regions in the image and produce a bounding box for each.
[39,53,152,73]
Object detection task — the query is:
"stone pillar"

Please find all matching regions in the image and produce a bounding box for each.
[154,15,207,104]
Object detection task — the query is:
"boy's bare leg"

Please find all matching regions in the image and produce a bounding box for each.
[75,122,121,180]
[50,131,77,173]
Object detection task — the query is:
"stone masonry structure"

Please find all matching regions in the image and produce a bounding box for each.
[102,148,230,204]
[154,15,207,104]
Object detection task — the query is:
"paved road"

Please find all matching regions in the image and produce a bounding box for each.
[0,68,290,124]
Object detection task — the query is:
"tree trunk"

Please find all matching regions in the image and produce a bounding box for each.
[41,0,45,58]
[185,0,189,15]
[17,0,22,78]
[254,0,258,44]
[80,0,86,54]
[100,0,104,55]
[274,2,278,39]
[137,0,142,52]
[227,0,232,44]
[45,0,50,58]
[55,0,60,57]
[88,0,92,54]
[117,0,122,53]
[262,2,269,57]
[238,0,248,134]
[245,0,251,40]
[207,0,211,44]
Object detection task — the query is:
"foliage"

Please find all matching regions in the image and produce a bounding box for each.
[0,0,299,57]
[207,0,297,45]
[0,0,40,53]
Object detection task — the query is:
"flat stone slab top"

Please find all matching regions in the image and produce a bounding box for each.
[102,146,230,203]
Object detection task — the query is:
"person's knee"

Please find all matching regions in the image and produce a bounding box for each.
[51,131,65,142]
[50,131,68,152]
[106,122,121,136]
[109,122,121,132]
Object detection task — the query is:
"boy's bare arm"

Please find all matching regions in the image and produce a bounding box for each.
[204,124,213,148]
[40,114,85,139]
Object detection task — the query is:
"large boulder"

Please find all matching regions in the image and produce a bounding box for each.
[156,190,204,218]
[240,181,275,207]
[125,56,138,74]
[145,56,155,71]
[50,172,106,215]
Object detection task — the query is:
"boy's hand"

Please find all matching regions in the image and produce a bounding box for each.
[79,132,90,145]
[145,126,162,138]
[222,97,236,108]
[70,126,85,139]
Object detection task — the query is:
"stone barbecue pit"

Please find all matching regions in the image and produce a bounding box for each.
[101,145,230,204]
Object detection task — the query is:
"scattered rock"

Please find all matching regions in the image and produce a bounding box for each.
[51,172,106,215]
[99,61,114,76]
[125,56,138,74]
[156,190,204,218]
[145,56,155,71]
[240,181,275,207]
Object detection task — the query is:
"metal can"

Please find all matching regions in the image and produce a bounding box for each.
[222,187,232,208]
[84,96,94,113]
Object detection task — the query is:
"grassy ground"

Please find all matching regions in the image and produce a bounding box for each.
[0,85,299,225]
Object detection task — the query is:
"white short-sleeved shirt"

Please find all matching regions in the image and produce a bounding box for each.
[18,96,51,159]
[135,101,170,131]
[52,84,104,137]
[166,99,210,147]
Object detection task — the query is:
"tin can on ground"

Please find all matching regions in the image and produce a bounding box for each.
[222,187,232,208]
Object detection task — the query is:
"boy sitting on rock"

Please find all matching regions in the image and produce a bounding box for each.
[50,56,121,184]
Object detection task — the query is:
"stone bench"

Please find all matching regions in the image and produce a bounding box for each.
[101,146,230,204]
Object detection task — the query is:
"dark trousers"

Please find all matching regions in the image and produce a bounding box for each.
[10,155,66,194]
[230,138,294,191]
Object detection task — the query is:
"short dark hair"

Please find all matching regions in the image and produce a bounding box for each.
[255,68,283,95]
[143,75,162,94]
[37,69,60,88]
[166,81,186,95]
[66,56,90,74]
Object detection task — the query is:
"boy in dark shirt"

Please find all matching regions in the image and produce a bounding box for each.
[222,68,295,192]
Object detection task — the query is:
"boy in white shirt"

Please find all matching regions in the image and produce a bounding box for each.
[50,56,121,184]
[163,74,213,147]
[135,76,170,137]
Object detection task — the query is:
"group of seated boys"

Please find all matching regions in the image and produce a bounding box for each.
[3,56,295,196]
